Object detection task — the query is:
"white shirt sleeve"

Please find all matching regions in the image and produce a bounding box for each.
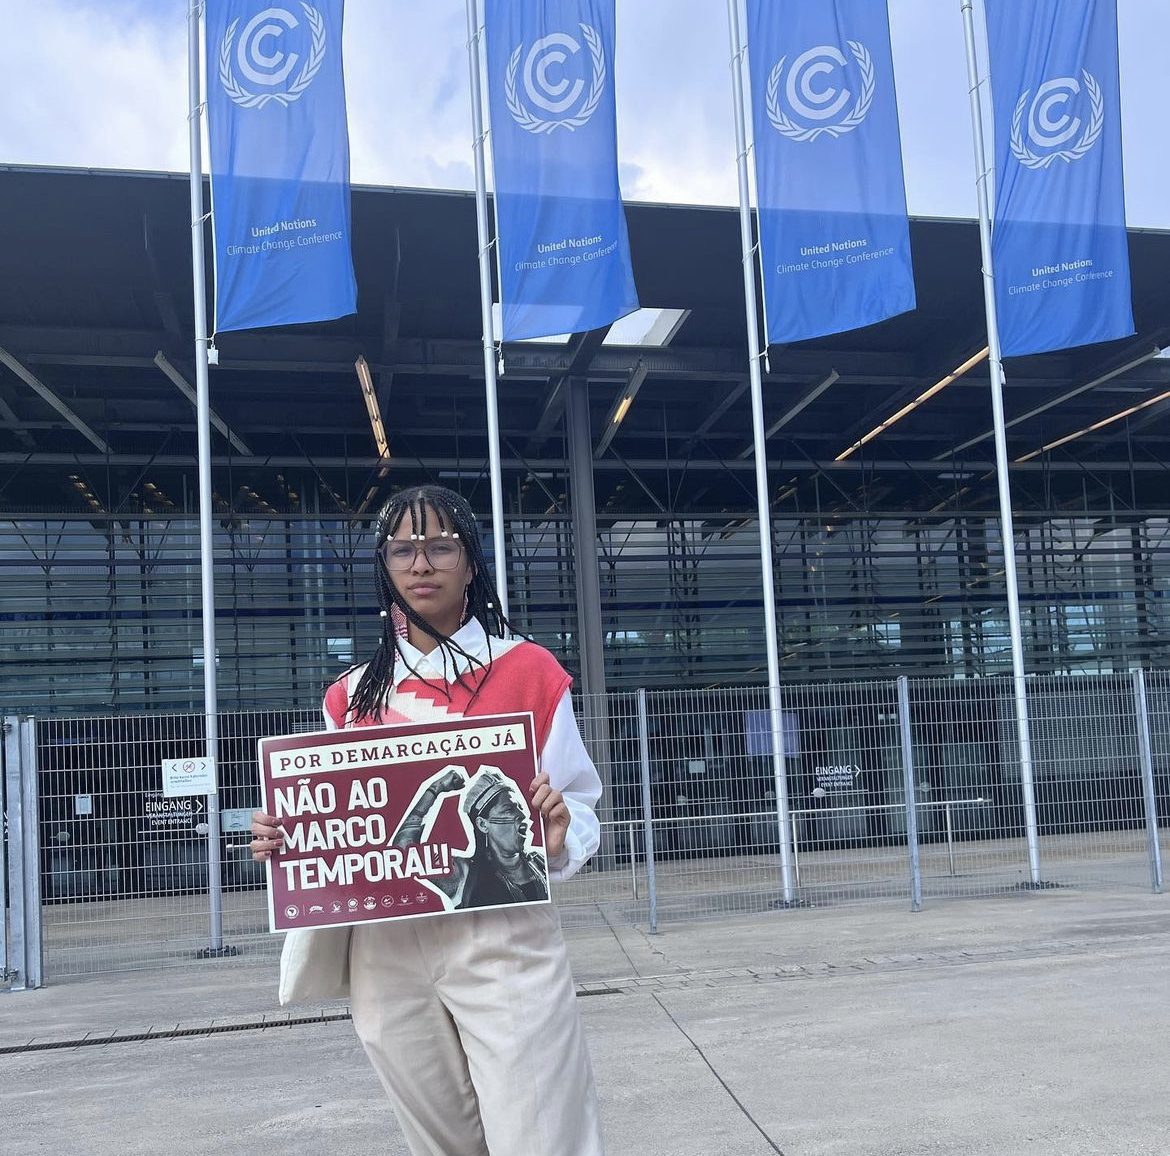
[541,693,602,883]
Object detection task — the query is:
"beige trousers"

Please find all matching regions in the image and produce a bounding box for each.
[349,903,604,1156]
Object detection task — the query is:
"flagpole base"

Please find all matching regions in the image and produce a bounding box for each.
[196,944,241,960]
[769,896,811,910]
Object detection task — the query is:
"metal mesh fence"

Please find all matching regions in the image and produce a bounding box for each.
[7,669,1166,980]
[906,674,1152,897]
[1139,668,1170,879]
[34,708,319,976]
[1016,674,1150,888]
[552,691,651,930]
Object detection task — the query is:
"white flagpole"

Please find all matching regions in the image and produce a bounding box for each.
[726,0,796,904]
[464,0,510,620]
[959,0,1042,885]
[187,0,228,949]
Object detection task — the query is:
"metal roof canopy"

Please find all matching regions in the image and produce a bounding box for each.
[1,164,1169,517]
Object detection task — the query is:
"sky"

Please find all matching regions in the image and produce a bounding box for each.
[0,0,1167,227]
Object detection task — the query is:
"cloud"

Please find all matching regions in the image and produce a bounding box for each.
[0,0,188,171]
[341,1,473,189]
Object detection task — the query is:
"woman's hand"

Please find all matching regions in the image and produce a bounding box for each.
[250,810,285,862]
[433,766,468,794]
[529,772,570,861]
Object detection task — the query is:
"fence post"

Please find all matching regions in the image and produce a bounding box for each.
[1,720,9,987]
[790,810,801,888]
[896,678,923,913]
[4,716,28,991]
[1132,669,1164,894]
[635,688,659,934]
[627,821,638,900]
[3,717,43,991]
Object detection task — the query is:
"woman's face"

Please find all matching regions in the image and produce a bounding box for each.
[477,792,530,859]
[383,503,474,631]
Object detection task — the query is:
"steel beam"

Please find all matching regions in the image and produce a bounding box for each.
[526,327,612,454]
[0,391,35,449]
[734,370,839,460]
[154,352,251,455]
[5,450,1170,473]
[0,345,110,452]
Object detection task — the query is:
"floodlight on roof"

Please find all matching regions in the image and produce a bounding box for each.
[941,346,1164,460]
[595,359,649,458]
[355,355,390,461]
[1016,388,1170,462]
[835,347,989,462]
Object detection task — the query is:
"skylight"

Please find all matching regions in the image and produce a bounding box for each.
[487,305,689,348]
[602,308,689,348]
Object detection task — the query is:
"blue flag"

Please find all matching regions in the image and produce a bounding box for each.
[205,1,356,333]
[484,0,638,341]
[985,0,1133,357]
[745,0,915,344]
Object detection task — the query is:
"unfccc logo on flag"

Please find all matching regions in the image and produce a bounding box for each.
[219,3,327,109]
[505,25,606,134]
[1011,71,1104,169]
[766,42,875,142]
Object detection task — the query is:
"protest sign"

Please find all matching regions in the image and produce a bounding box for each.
[257,712,548,932]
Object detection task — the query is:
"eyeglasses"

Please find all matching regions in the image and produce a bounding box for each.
[380,538,465,572]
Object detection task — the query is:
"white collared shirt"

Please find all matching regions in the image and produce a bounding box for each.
[391,617,495,688]
[327,619,602,883]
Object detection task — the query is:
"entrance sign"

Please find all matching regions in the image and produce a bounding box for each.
[814,763,861,791]
[141,792,204,836]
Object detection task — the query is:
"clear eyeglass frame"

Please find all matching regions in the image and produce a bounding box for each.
[380,538,465,572]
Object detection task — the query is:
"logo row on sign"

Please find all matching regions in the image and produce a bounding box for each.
[216,6,1102,164]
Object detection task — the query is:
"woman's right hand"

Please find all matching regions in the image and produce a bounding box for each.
[433,766,468,794]
[250,811,285,862]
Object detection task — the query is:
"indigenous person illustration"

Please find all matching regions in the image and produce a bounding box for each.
[393,765,549,911]
[251,485,605,1156]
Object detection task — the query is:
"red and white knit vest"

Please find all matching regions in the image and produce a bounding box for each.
[323,637,572,756]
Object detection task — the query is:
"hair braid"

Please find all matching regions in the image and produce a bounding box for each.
[343,485,514,724]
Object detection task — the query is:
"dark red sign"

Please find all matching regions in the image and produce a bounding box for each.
[258,712,548,931]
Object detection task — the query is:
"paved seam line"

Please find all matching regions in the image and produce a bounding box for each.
[8,935,1165,1054]
[0,986,627,1054]
[651,991,785,1156]
[595,905,647,976]
[0,1013,353,1055]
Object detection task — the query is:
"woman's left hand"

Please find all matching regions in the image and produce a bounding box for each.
[529,772,570,861]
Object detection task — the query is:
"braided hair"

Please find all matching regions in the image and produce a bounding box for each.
[345,485,513,724]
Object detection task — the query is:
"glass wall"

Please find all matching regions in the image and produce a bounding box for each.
[4,500,1168,716]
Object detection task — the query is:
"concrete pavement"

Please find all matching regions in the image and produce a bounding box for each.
[3,889,1168,1155]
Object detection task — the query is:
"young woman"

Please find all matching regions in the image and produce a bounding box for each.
[251,485,605,1156]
